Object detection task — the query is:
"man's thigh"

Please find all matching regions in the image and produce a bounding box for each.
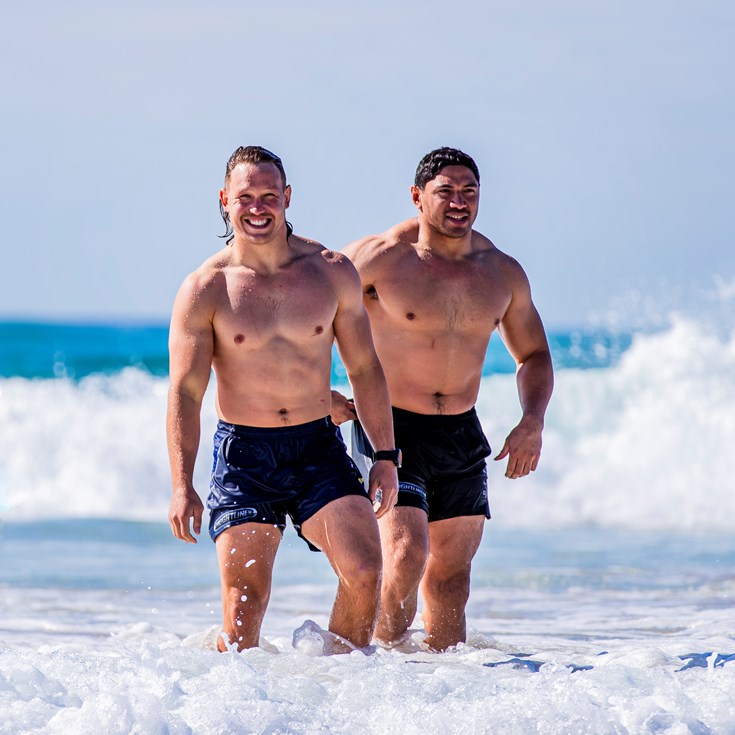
[426,515,485,572]
[301,495,381,570]
[215,522,282,590]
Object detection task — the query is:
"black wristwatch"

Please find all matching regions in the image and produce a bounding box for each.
[374,449,402,468]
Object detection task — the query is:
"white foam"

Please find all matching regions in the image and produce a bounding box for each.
[2,581,734,735]
[1,317,734,531]
[481,315,735,531]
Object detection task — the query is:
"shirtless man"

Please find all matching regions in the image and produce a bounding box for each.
[333,147,553,651]
[167,146,399,652]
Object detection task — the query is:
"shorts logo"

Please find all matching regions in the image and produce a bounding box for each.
[213,507,258,533]
[399,481,427,499]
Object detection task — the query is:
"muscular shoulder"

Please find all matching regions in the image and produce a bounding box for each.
[468,231,528,285]
[289,233,363,292]
[342,225,417,279]
[175,248,230,307]
[492,248,531,292]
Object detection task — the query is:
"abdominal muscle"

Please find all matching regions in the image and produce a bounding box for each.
[212,345,334,428]
[374,331,489,415]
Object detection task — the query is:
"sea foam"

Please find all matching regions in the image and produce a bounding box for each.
[1,316,733,531]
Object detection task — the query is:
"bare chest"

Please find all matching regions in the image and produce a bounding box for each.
[370,258,511,334]
[213,269,336,350]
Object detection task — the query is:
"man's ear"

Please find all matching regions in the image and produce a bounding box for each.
[284,184,292,209]
[410,185,422,211]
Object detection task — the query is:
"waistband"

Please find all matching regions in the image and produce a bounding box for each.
[216,416,334,437]
[391,406,478,426]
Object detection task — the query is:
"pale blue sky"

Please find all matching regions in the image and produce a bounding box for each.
[1,1,732,328]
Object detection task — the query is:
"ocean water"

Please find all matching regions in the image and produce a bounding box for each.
[1,309,734,734]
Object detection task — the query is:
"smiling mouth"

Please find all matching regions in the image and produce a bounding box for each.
[245,217,271,229]
[446,213,468,222]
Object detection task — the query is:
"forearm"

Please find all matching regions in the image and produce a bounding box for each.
[166,388,203,493]
[516,348,554,424]
[349,362,395,450]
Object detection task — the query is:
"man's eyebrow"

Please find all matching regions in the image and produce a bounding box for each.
[435,182,478,189]
[234,186,281,195]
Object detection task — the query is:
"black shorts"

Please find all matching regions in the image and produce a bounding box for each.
[352,407,491,522]
[208,417,368,550]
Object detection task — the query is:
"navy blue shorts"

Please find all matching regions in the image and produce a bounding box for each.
[207,417,368,550]
[352,407,491,522]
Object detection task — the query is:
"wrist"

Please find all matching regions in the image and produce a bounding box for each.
[520,414,544,430]
[171,483,195,497]
[373,448,402,467]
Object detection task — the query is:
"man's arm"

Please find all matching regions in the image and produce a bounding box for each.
[329,234,383,426]
[166,272,214,542]
[331,255,398,516]
[495,260,554,479]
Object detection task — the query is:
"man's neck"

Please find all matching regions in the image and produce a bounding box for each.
[229,233,293,274]
[416,224,474,261]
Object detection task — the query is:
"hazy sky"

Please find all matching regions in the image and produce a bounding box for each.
[1,1,732,328]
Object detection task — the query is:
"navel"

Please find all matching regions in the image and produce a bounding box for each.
[406,312,416,321]
[234,334,245,345]
[365,285,378,301]
[314,325,324,335]
[494,318,501,326]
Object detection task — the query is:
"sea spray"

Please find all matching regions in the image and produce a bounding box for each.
[3,318,734,531]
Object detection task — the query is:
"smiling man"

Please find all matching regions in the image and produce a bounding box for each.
[167,146,398,652]
[333,147,554,651]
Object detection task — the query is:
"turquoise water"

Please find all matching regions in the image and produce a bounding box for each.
[0,320,633,380]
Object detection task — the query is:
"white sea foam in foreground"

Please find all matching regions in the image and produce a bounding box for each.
[1,521,734,735]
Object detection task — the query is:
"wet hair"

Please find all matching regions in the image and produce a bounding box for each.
[414,147,481,189]
[219,145,293,243]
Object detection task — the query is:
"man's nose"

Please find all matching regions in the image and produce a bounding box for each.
[449,193,467,208]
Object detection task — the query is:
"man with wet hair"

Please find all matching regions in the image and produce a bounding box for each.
[333,146,553,651]
[167,145,399,652]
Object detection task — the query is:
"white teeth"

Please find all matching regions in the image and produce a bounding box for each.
[248,219,268,226]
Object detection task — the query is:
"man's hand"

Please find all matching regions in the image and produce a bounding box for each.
[494,415,543,479]
[330,389,358,425]
[367,461,399,518]
[169,488,204,543]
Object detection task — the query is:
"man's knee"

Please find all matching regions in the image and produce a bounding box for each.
[423,565,472,604]
[222,579,270,616]
[380,508,429,579]
[384,533,428,585]
[333,540,382,595]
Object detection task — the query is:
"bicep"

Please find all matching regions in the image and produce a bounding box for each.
[168,281,214,401]
[332,268,379,375]
[497,274,549,366]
